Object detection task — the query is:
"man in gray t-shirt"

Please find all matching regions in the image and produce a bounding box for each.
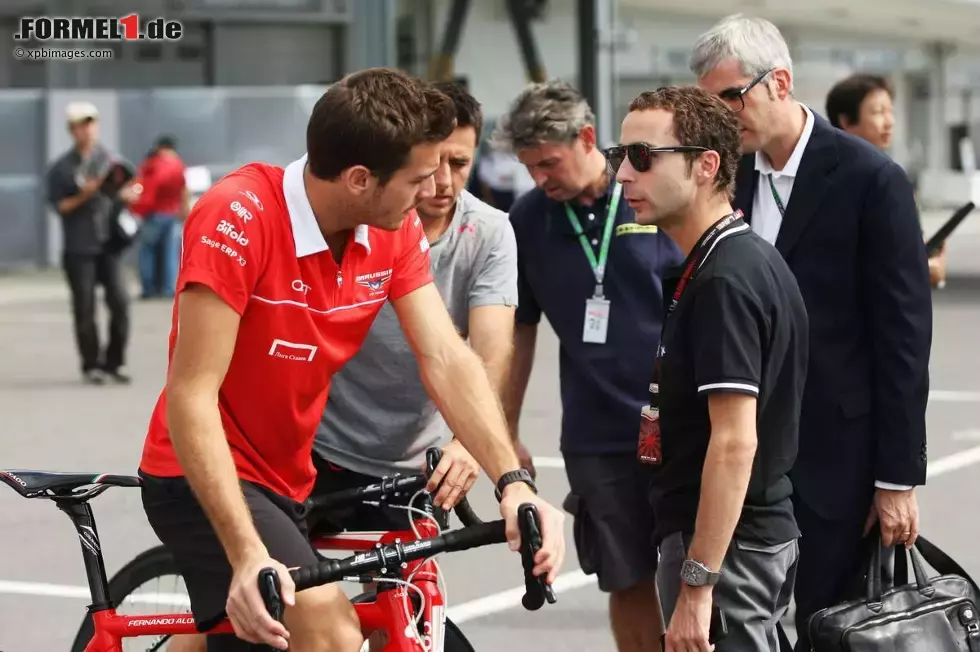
[312,83,524,529]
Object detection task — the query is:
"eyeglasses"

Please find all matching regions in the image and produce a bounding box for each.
[605,143,709,174]
[717,68,774,113]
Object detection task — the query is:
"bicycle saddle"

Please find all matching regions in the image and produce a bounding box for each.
[0,470,141,499]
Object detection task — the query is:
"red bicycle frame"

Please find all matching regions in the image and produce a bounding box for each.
[312,516,448,652]
[84,516,447,652]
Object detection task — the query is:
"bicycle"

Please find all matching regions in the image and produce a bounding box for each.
[1,448,555,652]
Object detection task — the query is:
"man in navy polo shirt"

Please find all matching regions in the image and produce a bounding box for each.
[495,80,684,652]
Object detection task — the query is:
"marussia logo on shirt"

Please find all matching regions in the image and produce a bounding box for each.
[268,339,317,362]
[216,220,248,247]
[355,269,392,294]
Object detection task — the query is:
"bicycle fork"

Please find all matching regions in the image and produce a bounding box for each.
[362,561,444,652]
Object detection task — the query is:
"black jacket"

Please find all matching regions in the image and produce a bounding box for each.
[733,112,932,521]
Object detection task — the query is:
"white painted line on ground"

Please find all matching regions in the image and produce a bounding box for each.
[531,456,565,469]
[952,430,980,442]
[0,580,190,607]
[448,569,596,624]
[0,580,90,599]
[4,443,980,624]
[926,443,980,478]
[930,391,980,403]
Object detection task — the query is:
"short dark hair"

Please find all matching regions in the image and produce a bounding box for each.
[430,80,483,142]
[154,134,177,151]
[306,67,457,184]
[826,74,893,129]
[628,86,741,196]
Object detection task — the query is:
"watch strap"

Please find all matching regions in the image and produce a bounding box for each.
[494,469,537,502]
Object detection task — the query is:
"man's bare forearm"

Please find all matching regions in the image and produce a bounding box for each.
[687,428,757,571]
[502,323,537,439]
[167,389,265,568]
[481,342,513,397]
[420,342,520,482]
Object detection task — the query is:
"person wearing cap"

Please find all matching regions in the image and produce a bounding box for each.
[45,101,131,385]
[130,135,189,298]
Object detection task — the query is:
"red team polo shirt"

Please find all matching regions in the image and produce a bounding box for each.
[139,155,433,502]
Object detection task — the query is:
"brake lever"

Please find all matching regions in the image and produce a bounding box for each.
[258,567,285,623]
[425,447,442,478]
[517,503,557,610]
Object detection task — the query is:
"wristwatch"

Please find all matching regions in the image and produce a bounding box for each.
[680,559,721,587]
[494,468,537,502]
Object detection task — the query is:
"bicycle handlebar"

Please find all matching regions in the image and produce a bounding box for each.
[258,502,556,624]
[305,447,482,528]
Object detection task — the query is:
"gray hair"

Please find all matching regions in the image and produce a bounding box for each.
[491,79,595,152]
[690,14,794,91]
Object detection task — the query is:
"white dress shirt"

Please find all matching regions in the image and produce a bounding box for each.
[751,103,912,492]
[750,104,815,245]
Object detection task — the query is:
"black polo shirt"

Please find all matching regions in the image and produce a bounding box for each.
[510,182,684,455]
[46,145,114,256]
[652,218,809,545]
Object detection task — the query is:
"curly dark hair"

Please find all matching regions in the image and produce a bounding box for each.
[306,67,457,185]
[628,85,741,196]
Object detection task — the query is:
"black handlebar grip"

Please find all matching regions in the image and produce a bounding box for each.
[453,497,483,527]
[517,503,556,610]
[258,568,284,623]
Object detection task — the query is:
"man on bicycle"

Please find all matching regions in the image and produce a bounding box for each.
[311,80,533,528]
[138,67,565,652]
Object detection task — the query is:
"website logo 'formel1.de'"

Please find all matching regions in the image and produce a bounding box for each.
[14,15,183,42]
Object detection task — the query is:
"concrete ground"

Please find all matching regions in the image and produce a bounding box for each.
[0,209,978,651]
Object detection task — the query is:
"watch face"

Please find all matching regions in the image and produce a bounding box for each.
[682,561,705,585]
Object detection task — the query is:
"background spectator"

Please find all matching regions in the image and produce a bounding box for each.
[826,73,948,288]
[129,135,189,299]
[45,101,131,385]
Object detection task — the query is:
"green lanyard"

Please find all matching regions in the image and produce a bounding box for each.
[766,173,786,217]
[563,183,623,298]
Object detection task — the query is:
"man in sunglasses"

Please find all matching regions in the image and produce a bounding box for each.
[494,79,684,652]
[613,83,809,652]
[692,15,932,650]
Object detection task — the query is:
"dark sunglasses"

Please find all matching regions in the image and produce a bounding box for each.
[717,67,774,112]
[605,143,709,174]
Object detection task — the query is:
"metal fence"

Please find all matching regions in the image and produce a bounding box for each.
[0,84,328,270]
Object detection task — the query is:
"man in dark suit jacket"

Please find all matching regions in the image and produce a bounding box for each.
[691,15,933,649]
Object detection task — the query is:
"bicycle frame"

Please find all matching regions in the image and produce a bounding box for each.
[311,515,448,652]
[77,502,448,652]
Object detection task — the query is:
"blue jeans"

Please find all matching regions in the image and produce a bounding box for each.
[139,213,180,297]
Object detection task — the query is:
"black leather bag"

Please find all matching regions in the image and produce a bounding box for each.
[807,534,980,651]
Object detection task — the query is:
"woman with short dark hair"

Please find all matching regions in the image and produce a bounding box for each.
[827,73,948,288]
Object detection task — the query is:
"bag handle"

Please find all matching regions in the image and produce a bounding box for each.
[873,534,980,605]
[867,534,933,605]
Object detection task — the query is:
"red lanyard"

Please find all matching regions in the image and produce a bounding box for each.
[650,210,744,404]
